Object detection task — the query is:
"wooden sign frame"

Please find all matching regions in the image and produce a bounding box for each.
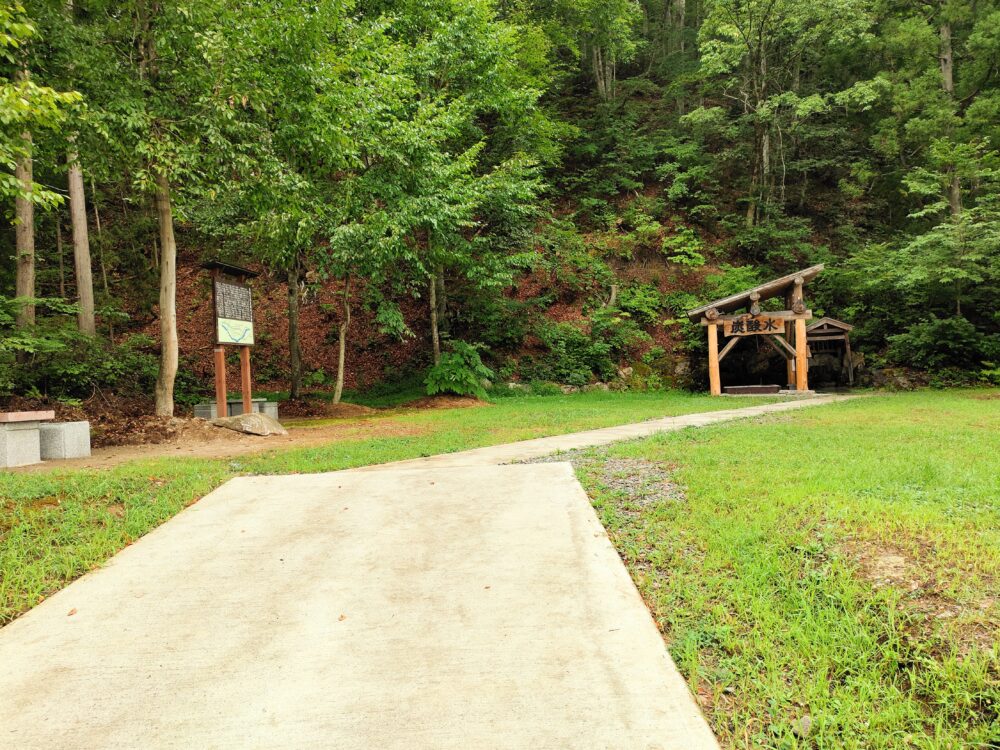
[201,261,259,420]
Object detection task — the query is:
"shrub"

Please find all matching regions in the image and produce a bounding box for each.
[520,310,651,386]
[617,283,664,327]
[660,225,706,267]
[527,323,608,385]
[887,316,992,371]
[0,296,161,399]
[425,341,495,399]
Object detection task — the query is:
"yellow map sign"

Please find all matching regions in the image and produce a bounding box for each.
[217,317,255,345]
[722,315,783,336]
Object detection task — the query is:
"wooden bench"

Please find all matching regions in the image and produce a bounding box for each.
[0,411,55,468]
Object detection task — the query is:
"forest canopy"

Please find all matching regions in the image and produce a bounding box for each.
[2,0,999,411]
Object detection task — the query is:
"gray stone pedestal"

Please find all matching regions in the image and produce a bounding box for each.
[0,422,42,468]
[194,399,279,420]
[39,421,91,460]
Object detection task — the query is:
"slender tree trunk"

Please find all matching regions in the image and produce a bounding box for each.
[429,273,441,365]
[674,0,686,53]
[334,276,351,405]
[435,266,446,333]
[287,261,302,400]
[91,177,109,295]
[15,128,35,328]
[56,214,65,297]
[153,172,178,417]
[67,150,96,335]
[939,10,962,218]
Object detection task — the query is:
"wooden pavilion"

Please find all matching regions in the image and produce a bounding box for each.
[686,264,824,395]
[806,317,855,386]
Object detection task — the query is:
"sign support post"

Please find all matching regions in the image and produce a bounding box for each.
[214,346,227,419]
[202,260,259,418]
[240,345,252,415]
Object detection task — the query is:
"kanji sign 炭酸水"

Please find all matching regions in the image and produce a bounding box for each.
[723,315,783,337]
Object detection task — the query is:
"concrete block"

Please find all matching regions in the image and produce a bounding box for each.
[195,400,278,420]
[0,422,41,468]
[193,403,219,420]
[39,421,91,460]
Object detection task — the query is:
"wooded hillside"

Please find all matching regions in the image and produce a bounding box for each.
[2,0,999,412]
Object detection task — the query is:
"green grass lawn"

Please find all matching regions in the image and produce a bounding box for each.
[575,389,999,748]
[0,389,779,625]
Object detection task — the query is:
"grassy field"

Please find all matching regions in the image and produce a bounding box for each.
[0,389,779,625]
[575,390,999,748]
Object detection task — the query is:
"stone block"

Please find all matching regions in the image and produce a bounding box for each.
[39,421,91,460]
[193,403,219,420]
[195,400,279,420]
[0,422,42,468]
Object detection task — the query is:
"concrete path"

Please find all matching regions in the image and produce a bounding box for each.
[359,393,850,470]
[0,396,847,748]
[1,464,718,748]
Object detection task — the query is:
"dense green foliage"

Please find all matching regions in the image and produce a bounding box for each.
[2,0,999,405]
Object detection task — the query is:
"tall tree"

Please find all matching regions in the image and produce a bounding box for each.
[66,148,94,334]
[2,3,78,325]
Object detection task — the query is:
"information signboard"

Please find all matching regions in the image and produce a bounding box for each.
[214,279,255,345]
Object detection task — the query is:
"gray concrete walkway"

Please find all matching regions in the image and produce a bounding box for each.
[359,393,850,469]
[0,396,846,749]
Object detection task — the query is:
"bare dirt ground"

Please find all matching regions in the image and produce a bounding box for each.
[7,396,493,474]
[11,416,430,474]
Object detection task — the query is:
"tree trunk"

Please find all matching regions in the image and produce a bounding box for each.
[14,129,35,328]
[435,266,446,333]
[153,172,178,417]
[429,273,441,365]
[56,214,65,297]
[287,262,302,400]
[334,277,351,405]
[591,45,615,101]
[92,177,109,295]
[67,150,96,335]
[674,0,686,53]
[939,11,962,218]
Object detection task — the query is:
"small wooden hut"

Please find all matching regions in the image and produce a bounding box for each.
[806,317,855,386]
[686,264,823,395]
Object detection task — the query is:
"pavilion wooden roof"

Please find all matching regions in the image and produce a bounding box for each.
[806,317,853,332]
[686,264,824,321]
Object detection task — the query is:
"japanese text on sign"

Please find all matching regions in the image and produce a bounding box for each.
[723,315,782,336]
[214,280,253,322]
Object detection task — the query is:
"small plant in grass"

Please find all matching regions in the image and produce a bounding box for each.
[424,341,495,399]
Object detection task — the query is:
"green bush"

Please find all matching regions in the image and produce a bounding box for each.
[887,316,996,371]
[425,341,495,399]
[0,296,161,399]
[660,225,706,267]
[617,283,664,327]
[526,323,608,385]
[520,310,651,386]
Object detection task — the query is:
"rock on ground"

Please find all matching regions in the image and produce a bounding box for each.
[211,413,288,436]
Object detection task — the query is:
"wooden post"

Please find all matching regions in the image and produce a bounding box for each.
[214,346,227,418]
[707,322,721,396]
[795,317,808,391]
[240,345,252,415]
[784,292,795,388]
[845,335,854,386]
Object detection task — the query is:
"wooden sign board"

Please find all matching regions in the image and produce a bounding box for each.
[723,315,783,337]
[214,278,255,346]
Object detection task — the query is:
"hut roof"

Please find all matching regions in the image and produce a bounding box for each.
[686,264,824,321]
